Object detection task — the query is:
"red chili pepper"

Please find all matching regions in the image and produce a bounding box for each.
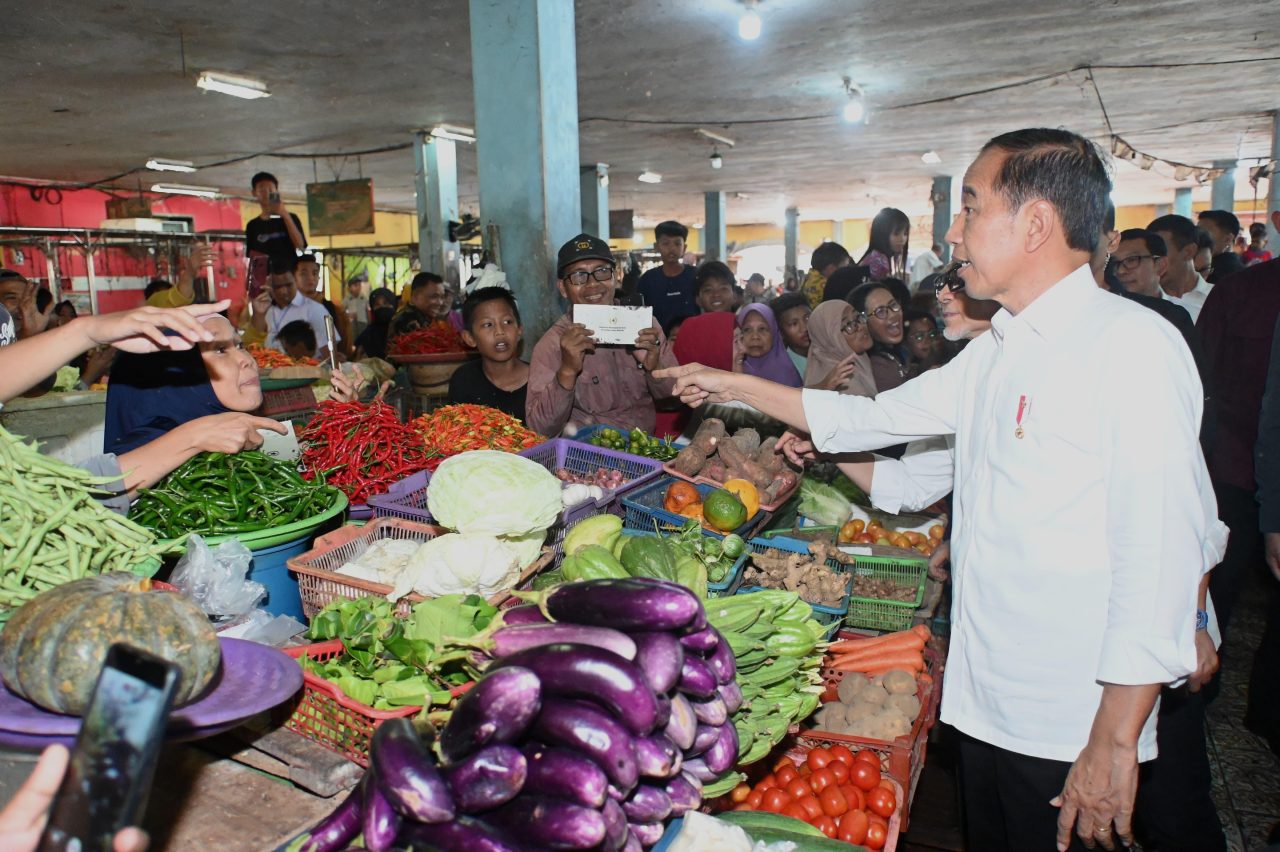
[412,404,542,463]
[387,322,468,356]
[298,399,436,504]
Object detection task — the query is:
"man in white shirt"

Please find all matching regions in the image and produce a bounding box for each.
[1149,214,1213,323]
[910,243,945,290]
[249,262,337,360]
[659,128,1216,852]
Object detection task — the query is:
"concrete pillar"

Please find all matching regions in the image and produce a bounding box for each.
[470,0,581,343]
[1174,187,1193,218]
[413,132,460,286]
[831,219,844,246]
[704,191,726,261]
[580,164,609,239]
[1210,160,1236,212]
[931,176,953,262]
[1270,112,1280,248]
[784,207,799,273]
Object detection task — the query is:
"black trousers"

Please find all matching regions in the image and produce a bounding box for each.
[1210,481,1262,638]
[1246,577,1280,751]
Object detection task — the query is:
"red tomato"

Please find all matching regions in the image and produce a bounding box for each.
[774,755,795,771]
[806,747,834,771]
[746,789,764,809]
[866,814,889,850]
[798,762,812,776]
[851,760,882,791]
[819,785,849,818]
[867,785,897,819]
[795,795,823,821]
[785,778,811,801]
[775,764,799,786]
[853,749,881,768]
[762,788,792,813]
[758,773,778,791]
[828,760,850,784]
[877,778,896,792]
[813,815,838,838]
[828,744,857,766]
[808,767,836,793]
[841,784,865,811]
[734,802,754,811]
[783,802,810,821]
[839,809,869,845]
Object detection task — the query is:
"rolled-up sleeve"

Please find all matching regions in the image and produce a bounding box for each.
[1097,320,1205,685]
[526,323,575,437]
[869,437,955,514]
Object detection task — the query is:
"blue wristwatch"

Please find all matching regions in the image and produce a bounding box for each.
[1195,609,1209,631]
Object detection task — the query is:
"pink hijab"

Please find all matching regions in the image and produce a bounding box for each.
[736,303,802,387]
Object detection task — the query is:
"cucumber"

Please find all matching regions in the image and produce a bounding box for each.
[716,811,826,838]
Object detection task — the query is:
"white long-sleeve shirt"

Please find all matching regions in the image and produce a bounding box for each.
[805,264,1222,762]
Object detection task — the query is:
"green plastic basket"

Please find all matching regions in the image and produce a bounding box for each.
[843,552,928,633]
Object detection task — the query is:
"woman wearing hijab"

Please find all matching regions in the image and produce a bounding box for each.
[804,301,877,398]
[736,303,802,387]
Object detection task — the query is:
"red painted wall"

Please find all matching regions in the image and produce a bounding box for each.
[0,185,248,313]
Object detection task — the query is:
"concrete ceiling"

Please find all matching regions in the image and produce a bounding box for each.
[2,0,1278,228]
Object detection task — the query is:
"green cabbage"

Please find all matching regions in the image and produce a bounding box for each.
[427,450,562,538]
[798,476,853,526]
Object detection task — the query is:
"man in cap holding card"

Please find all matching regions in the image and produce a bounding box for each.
[527,234,678,436]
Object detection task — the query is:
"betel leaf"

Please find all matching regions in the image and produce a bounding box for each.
[405,594,498,647]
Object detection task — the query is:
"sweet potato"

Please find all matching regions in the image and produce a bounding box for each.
[670,445,707,476]
[718,439,773,489]
[702,460,729,483]
[752,436,783,471]
[730,427,761,455]
[689,419,726,454]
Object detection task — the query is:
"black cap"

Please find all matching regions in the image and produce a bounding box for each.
[556,233,613,277]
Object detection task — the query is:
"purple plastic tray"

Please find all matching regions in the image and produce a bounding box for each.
[0,638,302,744]
[367,469,432,523]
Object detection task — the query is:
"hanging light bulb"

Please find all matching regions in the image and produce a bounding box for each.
[738,2,762,40]
[710,149,723,169]
[841,78,866,124]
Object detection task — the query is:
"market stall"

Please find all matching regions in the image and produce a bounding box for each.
[0,395,947,852]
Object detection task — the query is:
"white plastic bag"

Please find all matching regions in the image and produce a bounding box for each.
[171,534,267,620]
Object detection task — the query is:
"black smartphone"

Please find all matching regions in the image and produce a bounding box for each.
[267,190,281,206]
[38,644,180,852]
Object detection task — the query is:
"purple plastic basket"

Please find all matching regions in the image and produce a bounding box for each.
[518,439,665,503]
[367,470,433,523]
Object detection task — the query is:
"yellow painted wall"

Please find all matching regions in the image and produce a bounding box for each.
[239,200,419,249]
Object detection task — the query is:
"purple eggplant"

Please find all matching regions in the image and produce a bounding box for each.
[362,773,401,852]
[664,693,697,751]
[297,781,362,852]
[703,722,739,775]
[601,799,628,852]
[622,785,673,824]
[543,578,702,632]
[608,783,626,801]
[500,603,550,625]
[688,724,721,757]
[664,774,701,816]
[633,734,680,779]
[370,719,454,824]
[627,821,665,847]
[678,654,717,699]
[490,644,658,736]
[678,624,719,654]
[690,694,727,727]
[443,744,527,813]
[521,743,609,809]
[653,693,671,730]
[681,769,703,795]
[532,698,639,791]
[490,623,636,660]
[487,795,607,850]
[682,756,718,783]
[718,681,743,714]
[621,833,643,852]
[440,666,542,763]
[396,815,526,852]
[629,631,684,695]
[705,631,736,684]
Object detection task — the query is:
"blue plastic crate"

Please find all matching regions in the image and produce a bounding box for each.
[621,477,766,540]
[617,529,746,597]
[737,536,854,620]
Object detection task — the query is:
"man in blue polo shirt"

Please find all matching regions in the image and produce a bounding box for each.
[636,220,698,332]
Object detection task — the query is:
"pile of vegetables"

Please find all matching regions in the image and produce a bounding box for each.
[302,595,496,710]
[299,400,436,505]
[247,343,295,369]
[334,533,529,602]
[295,577,742,851]
[588,427,679,462]
[669,420,799,506]
[731,746,899,848]
[826,625,929,677]
[811,666,922,741]
[388,323,467,356]
[0,426,162,627]
[741,546,850,609]
[663,481,750,534]
[840,517,945,558]
[702,590,828,792]
[413,405,543,471]
[131,451,341,539]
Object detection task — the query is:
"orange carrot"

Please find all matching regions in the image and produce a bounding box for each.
[830,651,925,673]
[827,631,925,656]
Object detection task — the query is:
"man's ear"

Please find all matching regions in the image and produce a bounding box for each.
[1155,256,1169,279]
[556,279,569,301]
[460,328,477,349]
[1021,198,1057,254]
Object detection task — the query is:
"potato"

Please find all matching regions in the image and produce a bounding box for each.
[854,683,888,707]
[887,693,921,720]
[867,709,912,739]
[882,668,917,696]
[670,445,707,476]
[814,702,847,731]
[836,674,869,704]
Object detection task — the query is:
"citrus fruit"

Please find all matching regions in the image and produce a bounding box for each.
[703,489,748,532]
[722,478,762,516]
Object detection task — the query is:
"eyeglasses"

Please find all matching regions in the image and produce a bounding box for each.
[840,313,868,333]
[564,265,616,287]
[1112,254,1161,271]
[934,272,965,297]
[909,329,940,342]
[866,301,902,321]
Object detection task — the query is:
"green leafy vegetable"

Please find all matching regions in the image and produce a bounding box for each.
[426,450,563,538]
[798,476,853,526]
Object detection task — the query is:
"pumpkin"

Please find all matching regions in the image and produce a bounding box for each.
[0,573,221,715]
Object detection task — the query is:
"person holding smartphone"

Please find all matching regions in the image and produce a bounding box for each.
[245,172,306,292]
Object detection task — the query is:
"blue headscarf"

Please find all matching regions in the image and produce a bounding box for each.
[104,346,228,454]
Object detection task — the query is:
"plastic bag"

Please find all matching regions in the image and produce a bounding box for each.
[217,610,307,646]
[171,534,266,620]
